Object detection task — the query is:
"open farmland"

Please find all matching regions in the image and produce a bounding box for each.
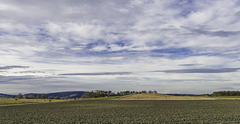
[1,100,240,123]
[0,99,70,107]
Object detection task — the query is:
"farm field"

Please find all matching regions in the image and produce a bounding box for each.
[1,100,240,123]
[0,98,71,107]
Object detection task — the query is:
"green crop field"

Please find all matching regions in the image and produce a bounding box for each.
[0,98,71,107]
[1,100,240,123]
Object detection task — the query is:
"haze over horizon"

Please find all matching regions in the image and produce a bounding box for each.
[1,0,240,94]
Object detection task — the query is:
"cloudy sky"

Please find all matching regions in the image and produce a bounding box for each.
[1,0,240,94]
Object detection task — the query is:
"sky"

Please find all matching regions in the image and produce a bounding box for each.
[1,0,240,94]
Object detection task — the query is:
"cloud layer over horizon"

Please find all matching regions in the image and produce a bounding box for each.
[1,0,240,94]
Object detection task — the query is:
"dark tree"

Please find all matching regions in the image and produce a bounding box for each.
[141,90,147,94]
[148,90,153,94]
[153,90,158,94]
[17,93,23,99]
[29,94,35,99]
[40,94,47,99]
[23,94,29,99]
[55,96,60,99]
[36,94,41,99]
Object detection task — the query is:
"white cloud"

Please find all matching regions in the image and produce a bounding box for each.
[91,45,107,52]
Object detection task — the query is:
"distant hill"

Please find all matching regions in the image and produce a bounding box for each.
[0,93,16,98]
[0,91,86,99]
[25,91,86,99]
[46,91,86,98]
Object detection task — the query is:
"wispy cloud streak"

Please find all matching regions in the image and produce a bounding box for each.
[0,66,29,70]
[59,72,132,76]
[153,68,240,73]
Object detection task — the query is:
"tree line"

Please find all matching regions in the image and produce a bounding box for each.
[81,90,158,98]
[210,91,240,96]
